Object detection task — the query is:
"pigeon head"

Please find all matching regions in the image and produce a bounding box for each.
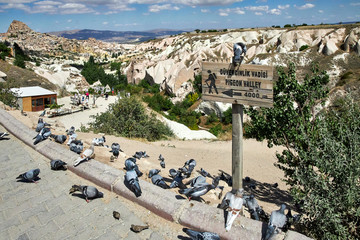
[38,118,44,123]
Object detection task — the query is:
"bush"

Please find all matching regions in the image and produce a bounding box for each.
[206,112,218,125]
[209,124,223,136]
[143,93,173,112]
[89,96,173,141]
[222,107,232,125]
[0,83,18,108]
[299,45,309,51]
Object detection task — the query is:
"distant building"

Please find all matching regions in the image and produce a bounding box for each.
[10,86,57,112]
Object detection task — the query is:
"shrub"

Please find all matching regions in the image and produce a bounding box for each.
[89,96,173,141]
[284,24,292,28]
[0,83,18,108]
[209,123,223,136]
[222,107,232,125]
[143,93,173,112]
[299,45,309,51]
[206,112,218,125]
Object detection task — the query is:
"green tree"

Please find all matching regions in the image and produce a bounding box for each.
[0,42,11,60]
[0,83,18,108]
[244,62,360,239]
[89,96,173,141]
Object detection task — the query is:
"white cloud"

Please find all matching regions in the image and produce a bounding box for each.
[149,4,180,12]
[268,8,280,15]
[201,8,209,13]
[171,0,244,6]
[350,2,360,6]
[1,3,31,12]
[103,21,108,25]
[278,4,289,10]
[34,1,61,5]
[58,3,94,14]
[0,0,35,3]
[318,10,323,13]
[294,3,315,10]
[67,19,72,22]
[244,5,268,11]
[255,12,262,15]
[218,7,244,16]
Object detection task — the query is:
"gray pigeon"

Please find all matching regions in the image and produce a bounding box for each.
[39,109,46,117]
[70,141,83,154]
[110,143,122,160]
[243,194,267,221]
[33,127,51,145]
[35,118,50,132]
[69,185,103,203]
[16,168,40,183]
[125,158,143,177]
[50,159,67,170]
[67,133,77,145]
[169,172,185,188]
[148,169,161,178]
[183,228,220,240]
[151,174,169,189]
[169,168,178,178]
[185,175,207,187]
[181,159,196,177]
[179,180,218,200]
[197,168,214,179]
[125,169,142,197]
[160,159,165,168]
[158,154,164,161]
[0,132,9,140]
[133,151,149,159]
[50,134,67,144]
[265,204,287,240]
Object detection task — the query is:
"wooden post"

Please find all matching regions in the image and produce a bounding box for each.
[232,103,244,190]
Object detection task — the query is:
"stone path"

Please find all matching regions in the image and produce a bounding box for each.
[0,125,171,240]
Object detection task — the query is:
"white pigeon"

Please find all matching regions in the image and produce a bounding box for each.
[221,188,244,231]
[92,136,105,146]
[67,133,77,146]
[74,144,94,166]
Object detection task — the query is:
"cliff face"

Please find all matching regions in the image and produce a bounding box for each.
[2,20,360,102]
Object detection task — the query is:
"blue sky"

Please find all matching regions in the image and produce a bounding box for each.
[0,0,359,33]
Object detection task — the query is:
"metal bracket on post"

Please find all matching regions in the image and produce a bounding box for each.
[232,103,244,191]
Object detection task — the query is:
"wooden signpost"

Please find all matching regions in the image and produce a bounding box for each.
[202,61,273,190]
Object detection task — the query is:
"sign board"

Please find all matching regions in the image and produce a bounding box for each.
[202,62,274,108]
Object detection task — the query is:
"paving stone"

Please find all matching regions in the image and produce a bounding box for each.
[20,205,48,222]
[37,206,65,225]
[16,233,30,240]
[27,220,59,239]
[0,215,21,232]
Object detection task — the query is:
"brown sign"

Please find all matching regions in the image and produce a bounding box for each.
[202,62,274,108]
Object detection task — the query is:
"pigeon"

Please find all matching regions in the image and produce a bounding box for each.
[243,194,265,221]
[0,132,9,140]
[110,143,122,160]
[113,211,121,220]
[185,175,207,187]
[148,169,161,178]
[130,224,148,233]
[219,170,232,187]
[285,208,301,230]
[50,134,67,144]
[158,154,164,161]
[125,169,142,197]
[244,176,251,182]
[220,188,244,231]
[264,204,288,240]
[183,228,220,240]
[181,159,196,177]
[133,151,149,159]
[125,158,143,177]
[160,159,165,168]
[169,172,185,189]
[272,183,278,188]
[179,178,219,200]
[35,118,50,132]
[92,136,106,146]
[16,168,40,183]
[39,109,46,117]
[169,168,178,178]
[74,144,94,166]
[50,159,67,170]
[197,168,214,179]
[151,174,169,189]
[249,183,256,190]
[33,127,51,145]
[69,141,83,154]
[69,185,103,203]
[233,42,247,64]
[67,133,77,146]
[66,126,75,135]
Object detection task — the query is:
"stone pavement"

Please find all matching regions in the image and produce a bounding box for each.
[0,125,167,240]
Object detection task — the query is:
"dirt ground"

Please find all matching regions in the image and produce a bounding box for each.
[5,98,293,221]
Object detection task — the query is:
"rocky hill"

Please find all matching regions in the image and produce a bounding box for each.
[1,20,360,103]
